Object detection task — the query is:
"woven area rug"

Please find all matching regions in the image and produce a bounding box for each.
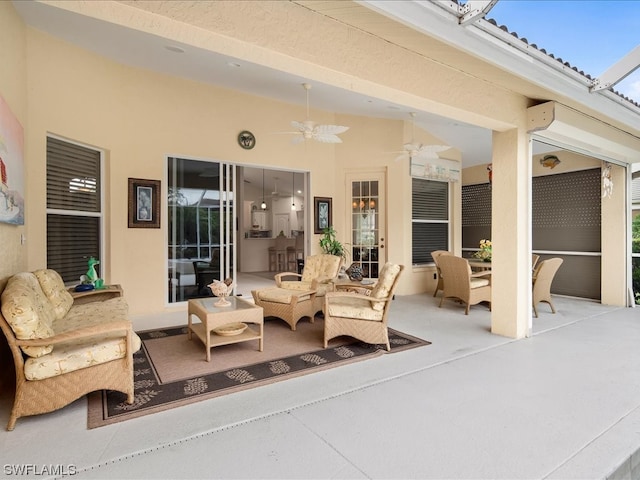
[87,317,429,428]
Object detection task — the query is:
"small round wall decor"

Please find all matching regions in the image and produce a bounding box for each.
[237,130,256,150]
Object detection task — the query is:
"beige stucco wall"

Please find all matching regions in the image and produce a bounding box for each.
[23,30,339,315]
[23,28,463,315]
[0,2,28,288]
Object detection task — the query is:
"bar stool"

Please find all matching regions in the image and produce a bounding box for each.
[287,234,304,271]
[268,235,288,272]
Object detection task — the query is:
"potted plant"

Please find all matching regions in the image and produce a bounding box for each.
[472,239,492,262]
[319,226,348,262]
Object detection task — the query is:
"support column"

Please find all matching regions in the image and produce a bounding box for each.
[601,162,628,306]
[491,128,532,338]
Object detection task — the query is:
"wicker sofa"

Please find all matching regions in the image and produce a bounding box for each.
[0,269,140,430]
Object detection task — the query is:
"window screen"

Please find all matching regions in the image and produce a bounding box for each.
[462,183,491,249]
[461,168,601,299]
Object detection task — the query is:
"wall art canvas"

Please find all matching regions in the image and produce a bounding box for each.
[0,94,24,225]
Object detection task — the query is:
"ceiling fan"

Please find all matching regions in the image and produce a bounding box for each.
[393,112,449,162]
[265,176,283,200]
[279,83,349,144]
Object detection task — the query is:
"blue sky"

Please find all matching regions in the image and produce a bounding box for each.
[487,0,640,102]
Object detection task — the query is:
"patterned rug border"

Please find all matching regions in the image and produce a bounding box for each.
[87,324,429,428]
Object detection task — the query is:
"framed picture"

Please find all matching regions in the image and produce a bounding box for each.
[314,196,332,234]
[0,94,25,225]
[128,178,160,228]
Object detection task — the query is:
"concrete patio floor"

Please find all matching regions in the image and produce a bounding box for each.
[0,290,639,479]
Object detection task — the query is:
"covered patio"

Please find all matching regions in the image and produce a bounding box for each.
[1,291,636,479]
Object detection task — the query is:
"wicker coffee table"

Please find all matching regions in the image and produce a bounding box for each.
[187,296,264,362]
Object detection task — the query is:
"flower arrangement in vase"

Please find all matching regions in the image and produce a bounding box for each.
[473,239,492,262]
[208,278,234,307]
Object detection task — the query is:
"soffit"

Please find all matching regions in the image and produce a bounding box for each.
[293,1,555,95]
[295,1,640,138]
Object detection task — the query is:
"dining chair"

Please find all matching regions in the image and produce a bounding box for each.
[431,250,453,297]
[532,254,541,272]
[532,257,563,318]
[192,260,219,296]
[437,255,491,315]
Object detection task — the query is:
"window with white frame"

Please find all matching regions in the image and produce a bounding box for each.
[46,137,102,283]
[412,177,449,265]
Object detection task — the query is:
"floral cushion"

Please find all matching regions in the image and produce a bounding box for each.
[33,269,73,320]
[0,273,56,358]
[278,281,332,297]
[55,297,129,333]
[369,263,401,311]
[24,331,142,381]
[300,254,342,283]
[256,288,312,304]
[325,295,383,322]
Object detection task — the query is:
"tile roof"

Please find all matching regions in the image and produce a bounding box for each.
[485,18,640,109]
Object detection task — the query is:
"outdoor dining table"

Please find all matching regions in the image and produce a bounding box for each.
[467,259,492,271]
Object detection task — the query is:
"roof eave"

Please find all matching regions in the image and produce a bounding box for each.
[358,0,640,131]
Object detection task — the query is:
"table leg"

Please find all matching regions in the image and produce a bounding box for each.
[205,317,211,362]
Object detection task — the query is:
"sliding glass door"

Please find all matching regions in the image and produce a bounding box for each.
[168,158,235,303]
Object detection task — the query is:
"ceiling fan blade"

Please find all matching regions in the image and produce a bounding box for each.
[417,144,450,154]
[291,120,310,132]
[314,124,349,135]
[313,133,343,144]
[403,142,421,151]
[411,144,450,159]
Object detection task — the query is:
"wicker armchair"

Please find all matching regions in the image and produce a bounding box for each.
[431,250,453,297]
[275,254,343,315]
[323,263,404,351]
[532,257,563,318]
[437,255,491,315]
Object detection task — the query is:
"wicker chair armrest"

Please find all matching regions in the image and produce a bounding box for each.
[325,291,390,302]
[471,270,492,278]
[69,285,124,305]
[310,276,334,288]
[13,320,133,347]
[334,283,375,292]
[274,272,301,286]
